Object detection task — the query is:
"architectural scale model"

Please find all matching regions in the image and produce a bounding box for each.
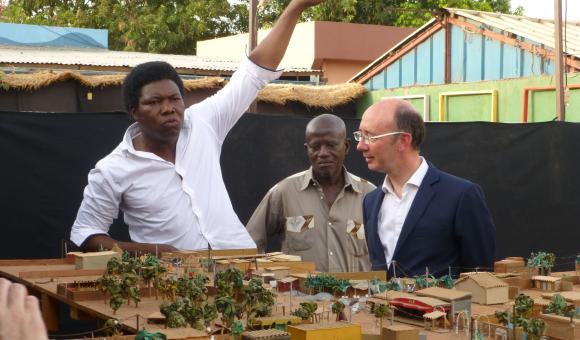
[44,249,580,339]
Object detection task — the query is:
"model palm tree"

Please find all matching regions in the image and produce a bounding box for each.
[374,303,390,333]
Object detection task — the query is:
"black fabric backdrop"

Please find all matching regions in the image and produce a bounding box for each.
[1,111,578,270]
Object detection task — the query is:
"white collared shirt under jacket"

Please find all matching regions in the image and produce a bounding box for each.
[378,157,429,268]
[71,58,281,250]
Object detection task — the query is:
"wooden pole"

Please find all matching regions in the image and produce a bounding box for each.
[248,0,259,113]
[554,0,566,121]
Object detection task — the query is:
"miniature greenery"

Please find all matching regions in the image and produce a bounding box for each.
[522,318,546,339]
[331,300,345,321]
[304,273,351,295]
[527,251,555,274]
[291,301,318,321]
[545,294,568,316]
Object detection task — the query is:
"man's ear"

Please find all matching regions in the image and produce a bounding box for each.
[344,137,351,153]
[129,107,139,121]
[397,133,413,151]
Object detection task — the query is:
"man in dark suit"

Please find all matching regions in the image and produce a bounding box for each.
[355,99,496,278]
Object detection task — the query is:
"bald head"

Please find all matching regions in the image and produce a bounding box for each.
[363,99,425,150]
[305,113,346,140]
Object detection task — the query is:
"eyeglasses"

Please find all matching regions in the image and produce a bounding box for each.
[353,131,408,144]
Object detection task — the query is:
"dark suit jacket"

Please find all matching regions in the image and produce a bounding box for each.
[363,163,496,278]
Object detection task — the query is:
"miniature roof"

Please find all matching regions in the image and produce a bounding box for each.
[266,266,290,271]
[423,310,447,320]
[279,277,298,283]
[290,273,310,279]
[532,275,562,282]
[384,290,450,308]
[530,297,555,307]
[241,329,290,338]
[415,287,472,301]
[455,272,508,288]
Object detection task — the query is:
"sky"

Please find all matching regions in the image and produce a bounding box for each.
[510,0,580,21]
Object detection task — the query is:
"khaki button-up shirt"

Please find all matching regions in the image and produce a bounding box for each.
[246,168,376,272]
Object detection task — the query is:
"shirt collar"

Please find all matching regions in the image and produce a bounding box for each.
[300,166,360,193]
[120,121,190,159]
[382,157,429,194]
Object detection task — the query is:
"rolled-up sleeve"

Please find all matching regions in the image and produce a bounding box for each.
[70,168,121,246]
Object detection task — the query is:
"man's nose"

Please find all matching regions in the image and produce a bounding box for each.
[161,100,175,114]
[356,140,368,151]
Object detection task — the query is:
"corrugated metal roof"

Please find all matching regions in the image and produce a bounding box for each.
[447,8,580,57]
[351,8,580,82]
[0,45,318,74]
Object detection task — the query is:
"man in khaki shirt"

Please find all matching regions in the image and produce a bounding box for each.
[246,114,375,272]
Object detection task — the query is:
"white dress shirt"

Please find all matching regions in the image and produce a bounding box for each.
[378,157,429,267]
[71,58,281,250]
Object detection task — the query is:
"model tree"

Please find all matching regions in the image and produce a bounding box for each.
[141,254,165,297]
[373,303,390,332]
[545,294,569,316]
[527,252,555,275]
[120,273,141,307]
[103,319,123,336]
[437,274,454,289]
[291,301,318,322]
[160,297,189,328]
[514,293,534,327]
[523,319,546,340]
[215,294,238,333]
[331,300,345,321]
[241,278,275,324]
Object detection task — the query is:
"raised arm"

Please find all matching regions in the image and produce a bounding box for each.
[249,0,324,69]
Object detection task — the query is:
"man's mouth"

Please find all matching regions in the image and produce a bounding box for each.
[163,119,180,127]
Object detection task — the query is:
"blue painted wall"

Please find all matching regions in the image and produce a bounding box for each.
[365,23,555,90]
[0,23,107,49]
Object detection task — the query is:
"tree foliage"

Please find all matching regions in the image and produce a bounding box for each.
[2,0,521,54]
[251,0,519,28]
[1,0,243,54]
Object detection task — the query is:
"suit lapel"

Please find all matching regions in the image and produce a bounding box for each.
[369,190,387,267]
[392,166,439,261]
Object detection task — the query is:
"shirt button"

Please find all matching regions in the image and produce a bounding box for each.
[328,222,332,226]
[329,251,334,256]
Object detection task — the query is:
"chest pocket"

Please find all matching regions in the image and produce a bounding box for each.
[346,219,368,257]
[284,215,315,251]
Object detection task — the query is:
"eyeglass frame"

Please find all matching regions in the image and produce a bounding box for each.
[353,130,409,144]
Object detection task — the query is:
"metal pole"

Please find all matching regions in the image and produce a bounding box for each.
[554,0,566,121]
[248,0,259,113]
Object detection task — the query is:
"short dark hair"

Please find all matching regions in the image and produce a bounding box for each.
[122,61,184,112]
[394,104,425,150]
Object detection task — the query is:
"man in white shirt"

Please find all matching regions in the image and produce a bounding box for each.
[356,99,496,278]
[70,0,325,254]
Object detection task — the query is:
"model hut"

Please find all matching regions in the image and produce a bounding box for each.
[454,272,508,305]
[531,275,562,291]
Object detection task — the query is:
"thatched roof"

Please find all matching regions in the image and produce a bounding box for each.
[0,71,366,109]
